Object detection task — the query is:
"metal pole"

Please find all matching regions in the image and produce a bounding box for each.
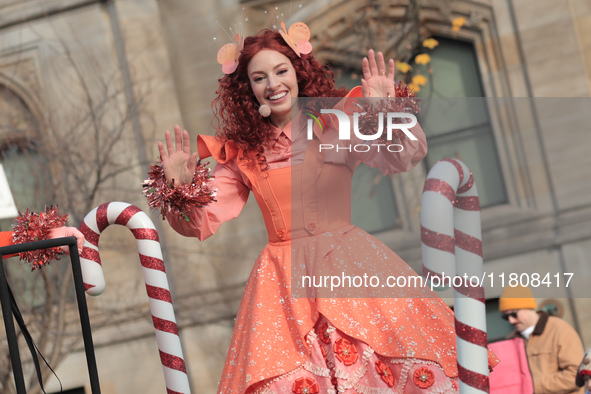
[0,237,102,393]
[68,241,101,393]
[0,254,26,393]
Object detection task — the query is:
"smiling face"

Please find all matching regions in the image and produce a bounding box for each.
[247,49,299,129]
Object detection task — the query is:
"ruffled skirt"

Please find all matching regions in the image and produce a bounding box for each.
[249,315,459,394]
[217,226,466,393]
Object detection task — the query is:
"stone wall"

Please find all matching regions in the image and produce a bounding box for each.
[0,0,589,392]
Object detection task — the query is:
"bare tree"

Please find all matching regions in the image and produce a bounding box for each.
[0,19,157,394]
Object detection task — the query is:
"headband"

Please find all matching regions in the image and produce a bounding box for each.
[216,22,312,75]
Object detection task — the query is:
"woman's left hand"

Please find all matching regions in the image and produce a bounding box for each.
[361,49,396,98]
[49,226,85,255]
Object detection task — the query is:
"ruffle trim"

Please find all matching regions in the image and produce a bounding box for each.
[250,330,459,394]
[253,365,303,394]
[338,347,374,392]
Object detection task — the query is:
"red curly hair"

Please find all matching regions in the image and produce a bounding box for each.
[212,29,348,164]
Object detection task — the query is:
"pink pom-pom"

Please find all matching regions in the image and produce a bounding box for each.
[259,104,271,117]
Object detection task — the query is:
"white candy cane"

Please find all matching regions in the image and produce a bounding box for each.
[421,159,489,394]
[79,201,191,394]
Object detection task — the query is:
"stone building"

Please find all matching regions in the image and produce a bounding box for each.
[0,0,590,393]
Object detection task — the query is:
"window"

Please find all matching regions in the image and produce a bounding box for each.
[0,84,52,231]
[414,37,507,208]
[334,36,507,234]
[0,141,58,307]
[0,140,53,231]
[0,86,58,307]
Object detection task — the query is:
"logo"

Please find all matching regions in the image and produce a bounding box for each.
[303,107,328,134]
[305,108,418,153]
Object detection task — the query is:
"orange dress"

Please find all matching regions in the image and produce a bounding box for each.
[167,91,496,393]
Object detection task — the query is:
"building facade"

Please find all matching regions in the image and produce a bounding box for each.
[0,0,590,392]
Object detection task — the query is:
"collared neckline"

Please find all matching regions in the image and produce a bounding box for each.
[531,311,549,336]
[269,109,310,142]
[270,121,292,141]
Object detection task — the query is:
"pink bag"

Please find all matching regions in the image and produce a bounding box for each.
[489,337,534,393]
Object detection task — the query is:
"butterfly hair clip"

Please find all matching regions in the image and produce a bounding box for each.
[216,20,312,74]
[217,33,245,75]
[279,21,312,57]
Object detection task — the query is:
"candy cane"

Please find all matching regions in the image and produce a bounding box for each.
[78,202,191,394]
[421,159,488,394]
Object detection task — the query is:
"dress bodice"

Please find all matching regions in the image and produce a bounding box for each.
[243,141,354,244]
[166,89,428,242]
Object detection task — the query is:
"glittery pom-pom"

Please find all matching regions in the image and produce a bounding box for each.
[142,160,217,222]
[394,80,418,100]
[354,81,421,144]
[12,206,68,270]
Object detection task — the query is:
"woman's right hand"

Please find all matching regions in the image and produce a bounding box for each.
[158,125,198,186]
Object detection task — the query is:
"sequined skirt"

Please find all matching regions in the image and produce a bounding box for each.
[216,226,463,394]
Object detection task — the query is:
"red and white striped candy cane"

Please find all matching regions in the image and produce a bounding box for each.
[421,158,488,394]
[79,201,190,394]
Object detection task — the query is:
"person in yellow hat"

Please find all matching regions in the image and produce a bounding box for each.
[500,284,585,393]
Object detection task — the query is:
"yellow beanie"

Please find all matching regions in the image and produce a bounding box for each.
[499,284,537,312]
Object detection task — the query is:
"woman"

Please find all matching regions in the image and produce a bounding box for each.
[157,28,494,393]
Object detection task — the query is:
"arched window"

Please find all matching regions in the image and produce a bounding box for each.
[0,85,58,308]
[0,85,52,231]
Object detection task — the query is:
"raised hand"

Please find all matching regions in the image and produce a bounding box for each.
[361,49,396,98]
[157,125,198,186]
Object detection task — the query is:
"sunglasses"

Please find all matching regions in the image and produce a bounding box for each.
[501,312,518,321]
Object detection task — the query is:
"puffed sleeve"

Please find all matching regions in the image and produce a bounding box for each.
[165,135,250,241]
[334,86,428,175]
